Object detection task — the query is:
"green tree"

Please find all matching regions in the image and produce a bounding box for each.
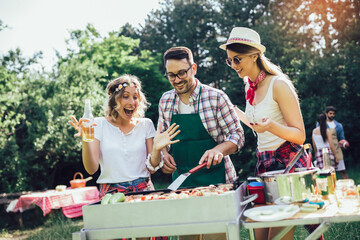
[0,64,24,192]
[139,0,222,85]
[0,24,168,192]
[60,24,169,122]
[0,43,52,192]
[293,0,360,162]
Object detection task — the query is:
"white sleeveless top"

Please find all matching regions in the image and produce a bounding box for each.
[245,76,286,152]
[312,134,330,150]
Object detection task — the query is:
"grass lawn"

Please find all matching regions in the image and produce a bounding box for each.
[2,163,360,239]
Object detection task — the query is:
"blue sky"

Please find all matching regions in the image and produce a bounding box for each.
[0,0,160,70]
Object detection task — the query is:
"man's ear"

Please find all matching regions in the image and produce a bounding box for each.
[192,63,197,76]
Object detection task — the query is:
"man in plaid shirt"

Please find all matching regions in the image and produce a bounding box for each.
[158,46,245,186]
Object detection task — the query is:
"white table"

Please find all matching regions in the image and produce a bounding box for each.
[241,199,360,240]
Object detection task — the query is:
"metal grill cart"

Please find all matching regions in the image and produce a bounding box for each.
[73,182,256,240]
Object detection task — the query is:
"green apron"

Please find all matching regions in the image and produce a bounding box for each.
[171,86,226,187]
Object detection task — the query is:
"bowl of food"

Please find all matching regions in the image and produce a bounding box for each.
[55,185,67,191]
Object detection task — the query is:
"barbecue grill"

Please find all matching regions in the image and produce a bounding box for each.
[73,181,256,240]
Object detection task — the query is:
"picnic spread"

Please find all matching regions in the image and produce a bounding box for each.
[11,186,99,218]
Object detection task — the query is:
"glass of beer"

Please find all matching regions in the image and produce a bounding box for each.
[82,99,95,142]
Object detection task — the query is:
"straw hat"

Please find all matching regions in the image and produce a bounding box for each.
[219,27,266,54]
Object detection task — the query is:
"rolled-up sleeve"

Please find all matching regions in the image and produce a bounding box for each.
[217,94,245,152]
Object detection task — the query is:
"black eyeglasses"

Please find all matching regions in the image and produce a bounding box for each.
[225,56,244,67]
[165,65,192,81]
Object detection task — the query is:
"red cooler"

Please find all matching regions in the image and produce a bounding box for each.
[247,182,265,204]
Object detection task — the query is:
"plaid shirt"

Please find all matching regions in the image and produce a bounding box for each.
[157,79,245,183]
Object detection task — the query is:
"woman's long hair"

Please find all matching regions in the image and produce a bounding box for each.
[318,113,328,142]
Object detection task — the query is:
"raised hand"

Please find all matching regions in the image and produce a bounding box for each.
[68,116,96,138]
[68,116,82,137]
[154,123,181,151]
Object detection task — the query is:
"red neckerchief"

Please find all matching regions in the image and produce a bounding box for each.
[246,71,267,105]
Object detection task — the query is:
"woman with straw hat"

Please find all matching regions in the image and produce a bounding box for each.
[220,27,311,239]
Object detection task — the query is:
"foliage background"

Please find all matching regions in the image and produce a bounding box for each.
[0,0,359,193]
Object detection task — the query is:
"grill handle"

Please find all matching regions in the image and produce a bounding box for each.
[240,193,258,206]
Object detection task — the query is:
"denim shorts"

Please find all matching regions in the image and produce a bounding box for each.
[116,177,149,188]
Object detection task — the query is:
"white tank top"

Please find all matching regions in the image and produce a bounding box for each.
[312,134,330,150]
[245,76,286,152]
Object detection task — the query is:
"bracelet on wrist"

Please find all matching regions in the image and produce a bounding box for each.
[145,152,164,172]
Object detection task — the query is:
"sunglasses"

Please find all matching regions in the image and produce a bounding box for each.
[225,56,244,67]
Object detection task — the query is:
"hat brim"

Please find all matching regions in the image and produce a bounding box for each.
[219,41,266,54]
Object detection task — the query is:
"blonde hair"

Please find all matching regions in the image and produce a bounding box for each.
[105,74,149,120]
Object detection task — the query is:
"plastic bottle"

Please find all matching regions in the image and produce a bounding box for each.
[82,99,95,142]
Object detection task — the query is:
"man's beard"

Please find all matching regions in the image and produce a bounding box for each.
[174,80,194,95]
[328,116,335,121]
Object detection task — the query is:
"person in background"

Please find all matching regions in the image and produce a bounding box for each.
[220,27,312,240]
[324,106,349,179]
[157,46,245,240]
[312,113,339,168]
[69,74,179,198]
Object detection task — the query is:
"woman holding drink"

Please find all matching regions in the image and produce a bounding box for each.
[220,27,311,239]
[69,74,180,198]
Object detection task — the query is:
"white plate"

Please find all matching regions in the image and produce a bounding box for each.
[244,205,300,222]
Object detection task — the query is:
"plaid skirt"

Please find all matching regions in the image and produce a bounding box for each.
[255,141,309,176]
[99,177,154,199]
[315,148,335,169]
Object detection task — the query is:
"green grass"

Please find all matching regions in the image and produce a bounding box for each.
[2,164,360,240]
[6,216,360,240]
[0,210,83,240]
[24,213,83,240]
